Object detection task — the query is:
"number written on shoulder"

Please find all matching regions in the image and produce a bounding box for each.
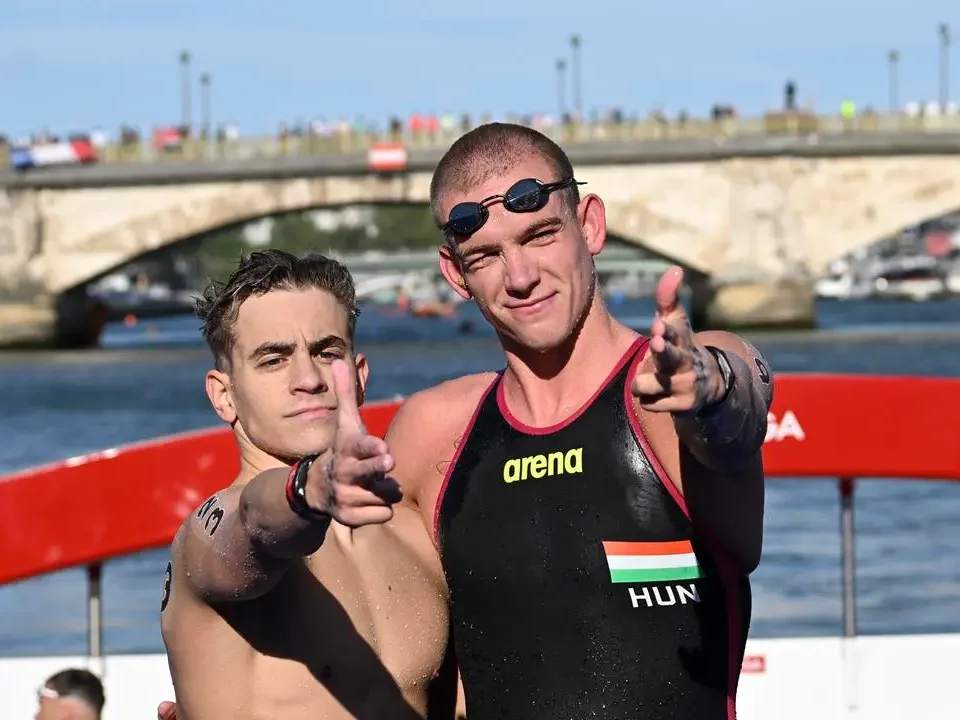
[196,495,224,537]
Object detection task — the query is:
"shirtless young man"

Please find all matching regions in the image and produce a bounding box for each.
[382,123,775,719]
[159,250,456,720]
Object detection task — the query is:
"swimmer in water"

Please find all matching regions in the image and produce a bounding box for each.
[159,251,459,720]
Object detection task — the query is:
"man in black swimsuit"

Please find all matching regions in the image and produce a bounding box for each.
[384,122,774,719]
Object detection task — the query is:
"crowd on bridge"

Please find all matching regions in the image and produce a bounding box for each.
[0,101,754,170]
[0,107,629,159]
[5,80,960,172]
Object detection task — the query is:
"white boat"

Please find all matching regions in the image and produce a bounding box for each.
[871,256,947,301]
[814,261,872,301]
[815,272,857,299]
[1,376,959,720]
[944,261,960,295]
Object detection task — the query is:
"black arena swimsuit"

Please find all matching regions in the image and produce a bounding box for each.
[435,337,750,720]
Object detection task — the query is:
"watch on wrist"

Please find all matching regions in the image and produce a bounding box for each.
[700,346,735,414]
[285,453,332,524]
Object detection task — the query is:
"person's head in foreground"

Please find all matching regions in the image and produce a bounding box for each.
[35,668,104,720]
[432,122,606,356]
[196,250,366,467]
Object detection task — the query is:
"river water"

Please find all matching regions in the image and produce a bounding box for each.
[1,296,959,658]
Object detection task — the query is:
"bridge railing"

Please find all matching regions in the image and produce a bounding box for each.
[100,113,960,165]
[5,111,960,169]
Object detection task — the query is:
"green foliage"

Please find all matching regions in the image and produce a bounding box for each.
[195,204,442,280]
[366,205,441,251]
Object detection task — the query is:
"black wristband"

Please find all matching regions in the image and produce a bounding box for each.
[284,454,332,525]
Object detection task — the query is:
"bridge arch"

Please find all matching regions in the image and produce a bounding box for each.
[43,173,435,294]
[45,172,691,295]
[42,155,960,297]
[60,219,693,307]
[60,203,442,295]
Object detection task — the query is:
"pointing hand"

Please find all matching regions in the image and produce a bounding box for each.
[303,359,401,527]
[631,266,725,414]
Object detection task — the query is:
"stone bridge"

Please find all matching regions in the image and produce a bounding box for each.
[2,129,960,347]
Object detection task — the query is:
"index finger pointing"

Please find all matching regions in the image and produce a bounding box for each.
[332,359,364,430]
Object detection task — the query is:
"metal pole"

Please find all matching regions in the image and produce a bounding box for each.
[839,477,857,638]
[939,24,951,111]
[556,59,567,118]
[570,34,582,120]
[888,50,899,113]
[87,563,104,675]
[179,50,192,133]
[200,73,212,140]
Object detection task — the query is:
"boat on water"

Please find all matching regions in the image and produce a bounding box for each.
[871,255,949,302]
[814,259,872,301]
[1,374,958,720]
[947,261,960,295]
[815,255,956,302]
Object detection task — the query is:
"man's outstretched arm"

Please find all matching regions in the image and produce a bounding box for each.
[675,329,773,472]
[174,469,331,604]
[632,267,774,472]
[632,268,772,572]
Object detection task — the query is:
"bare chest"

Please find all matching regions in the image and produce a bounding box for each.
[300,524,450,689]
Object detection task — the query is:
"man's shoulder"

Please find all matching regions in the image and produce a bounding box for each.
[407,372,497,405]
[173,485,242,552]
[386,372,497,481]
[397,372,496,425]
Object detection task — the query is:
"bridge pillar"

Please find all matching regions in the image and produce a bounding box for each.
[0,188,51,348]
[0,300,56,348]
[0,188,107,349]
[689,275,817,331]
[0,293,106,349]
[55,287,109,348]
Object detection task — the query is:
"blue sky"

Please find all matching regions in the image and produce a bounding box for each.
[2,0,957,138]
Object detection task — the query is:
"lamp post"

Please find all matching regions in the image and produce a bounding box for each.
[569,34,582,120]
[556,58,567,118]
[938,23,951,110]
[888,49,899,113]
[199,73,212,140]
[179,50,192,133]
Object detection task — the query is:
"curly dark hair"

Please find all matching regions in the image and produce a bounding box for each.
[195,250,360,371]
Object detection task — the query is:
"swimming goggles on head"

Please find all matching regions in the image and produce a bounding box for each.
[443,177,585,238]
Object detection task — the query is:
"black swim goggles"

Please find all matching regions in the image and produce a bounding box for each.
[442,177,586,238]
